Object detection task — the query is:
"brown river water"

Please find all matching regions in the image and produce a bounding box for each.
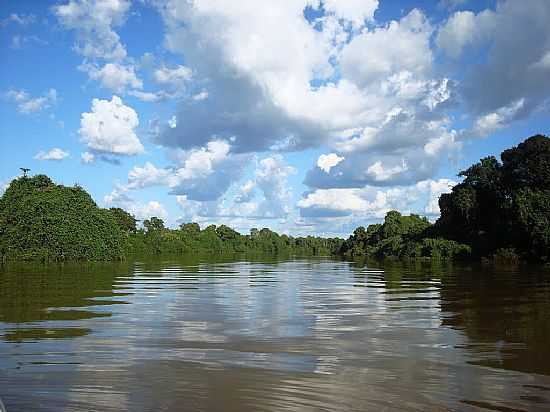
[1,256,549,411]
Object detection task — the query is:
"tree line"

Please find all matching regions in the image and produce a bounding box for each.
[1,134,548,263]
[0,176,341,261]
[340,135,550,263]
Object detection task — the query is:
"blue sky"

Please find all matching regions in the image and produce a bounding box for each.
[1,0,549,237]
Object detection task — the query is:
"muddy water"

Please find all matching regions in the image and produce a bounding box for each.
[1,257,549,411]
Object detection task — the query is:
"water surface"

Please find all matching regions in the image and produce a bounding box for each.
[1,257,549,411]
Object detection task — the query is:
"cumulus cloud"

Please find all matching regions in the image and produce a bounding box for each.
[458,0,550,119]
[317,153,344,173]
[34,148,69,161]
[153,0,334,153]
[436,9,496,58]
[127,162,170,189]
[45,0,547,233]
[53,0,130,61]
[4,88,57,114]
[254,155,296,218]
[234,180,256,204]
[80,62,142,93]
[79,95,144,157]
[151,1,460,200]
[305,112,460,189]
[466,98,526,139]
[298,178,457,219]
[321,0,379,28]
[366,159,408,183]
[163,153,294,225]
[168,140,251,201]
[341,9,433,87]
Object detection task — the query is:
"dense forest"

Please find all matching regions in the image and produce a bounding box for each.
[0,176,341,261]
[0,134,548,263]
[339,211,472,260]
[341,135,550,263]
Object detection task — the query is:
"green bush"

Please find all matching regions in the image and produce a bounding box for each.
[0,176,126,261]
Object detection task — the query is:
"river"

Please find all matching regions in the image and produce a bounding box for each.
[1,256,549,411]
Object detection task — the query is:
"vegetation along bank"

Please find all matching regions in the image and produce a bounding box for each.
[0,135,548,263]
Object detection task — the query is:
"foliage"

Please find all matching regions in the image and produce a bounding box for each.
[0,176,127,261]
[339,211,471,260]
[0,175,343,261]
[109,207,137,234]
[435,134,550,262]
[127,222,343,257]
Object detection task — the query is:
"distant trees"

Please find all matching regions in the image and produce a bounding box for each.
[127,222,342,257]
[341,134,550,263]
[339,211,470,260]
[2,135,547,263]
[0,172,342,261]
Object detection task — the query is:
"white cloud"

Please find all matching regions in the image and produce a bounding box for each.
[127,162,170,189]
[104,184,169,222]
[436,9,496,58]
[154,0,334,152]
[175,195,204,222]
[234,180,256,203]
[192,90,208,101]
[4,89,57,114]
[468,98,525,138]
[134,201,168,222]
[81,151,95,164]
[80,62,142,93]
[171,140,230,182]
[153,65,192,93]
[254,155,296,218]
[416,178,457,215]
[153,0,460,196]
[53,0,130,61]
[298,178,457,219]
[341,9,433,86]
[317,153,344,173]
[459,1,550,117]
[79,95,144,156]
[34,148,69,161]
[168,139,251,201]
[321,0,378,28]
[152,1,463,205]
[81,0,546,234]
[367,159,408,182]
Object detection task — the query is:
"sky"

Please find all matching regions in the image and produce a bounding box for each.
[0,0,549,237]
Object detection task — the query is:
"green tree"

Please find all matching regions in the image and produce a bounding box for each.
[109,207,137,234]
[0,175,126,261]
